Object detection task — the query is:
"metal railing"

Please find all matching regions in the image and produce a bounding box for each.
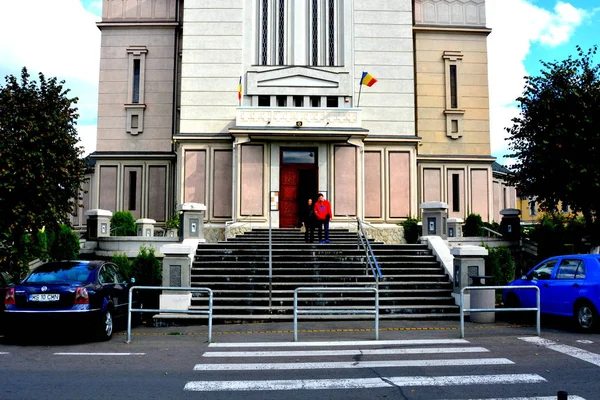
[356,218,383,281]
[224,214,255,240]
[460,285,540,338]
[293,287,379,341]
[481,226,503,238]
[126,286,213,343]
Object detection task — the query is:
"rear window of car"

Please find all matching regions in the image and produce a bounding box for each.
[25,263,93,284]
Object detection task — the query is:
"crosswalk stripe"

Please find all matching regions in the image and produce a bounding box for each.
[203,346,489,358]
[184,373,546,391]
[442,397,586,400]
[0,352,9,355]
[520,337,600,367]
[53,352,146,356]
[194,357,513,371]
[208,339,470,348]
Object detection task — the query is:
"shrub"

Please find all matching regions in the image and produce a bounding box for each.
[132,246,162,286]
[463,213,484,237]
[111,252,133,280]
[111,211,136,236]
[400,218,420,244]
[484,245,516,286]
[47,224,80,261]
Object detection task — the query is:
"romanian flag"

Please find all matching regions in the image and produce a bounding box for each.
[237,76,242,100]
[360,72,377,87]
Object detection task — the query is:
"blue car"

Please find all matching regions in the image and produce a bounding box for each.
[503,254,600,331]
[3,260,134,341]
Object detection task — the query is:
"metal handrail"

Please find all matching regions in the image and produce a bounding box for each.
[481,226,503,238]
[460,285,540,338]
[293,287,379,341]
[126,286,213,343]
[356,217,383,280]
[224,214,255,240]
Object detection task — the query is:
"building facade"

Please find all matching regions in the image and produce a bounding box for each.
[88,0,495,241]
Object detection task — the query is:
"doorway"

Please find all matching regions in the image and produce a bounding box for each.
[279,149,318,228]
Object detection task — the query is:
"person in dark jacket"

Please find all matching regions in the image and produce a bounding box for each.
[300,198,316,243]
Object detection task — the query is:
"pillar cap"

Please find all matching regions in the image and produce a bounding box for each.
[177,203,207,211]
[420,201,449,210]
[447,218,464,223]
[160,244,194,255]
[84,209,113,217]
[450,245,488,256]
[500,208,521,216]
[136,218,156,224]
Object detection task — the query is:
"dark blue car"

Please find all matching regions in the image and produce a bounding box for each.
[4,260,134,341]
[503,254,600,331]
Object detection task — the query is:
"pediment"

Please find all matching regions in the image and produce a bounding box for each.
[246,66,352,96]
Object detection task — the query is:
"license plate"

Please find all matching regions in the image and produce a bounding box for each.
[29,294,60,302]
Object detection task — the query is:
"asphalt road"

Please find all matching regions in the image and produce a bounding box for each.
[0,317,597,400]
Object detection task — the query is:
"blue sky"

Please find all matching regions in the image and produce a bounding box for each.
[0,0,598,161]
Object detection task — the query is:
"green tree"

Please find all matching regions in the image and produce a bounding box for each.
[110,211,137,236]
[506,46,600,244]
[0,68,87,279]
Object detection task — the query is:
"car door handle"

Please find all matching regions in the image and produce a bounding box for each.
[543,283,550,287]
[573,283,580,288]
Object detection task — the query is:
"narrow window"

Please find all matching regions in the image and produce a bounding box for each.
[293,96,303,107]
[278,0,285,65]
[276,96,287,107]
[261,0,268,65]
[128,171,137,211]
[310,96,320,107]
[258,95,270,107]
[328,0,335,66]
[452,174,460,212]
[529,200,537,216]
[312,0,318,66]
[503,187,507,209]
[132,59,140,104]
[449,65,457,109]
[326,96,338,108]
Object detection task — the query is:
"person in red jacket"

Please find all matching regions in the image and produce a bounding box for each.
[314,193,332,244]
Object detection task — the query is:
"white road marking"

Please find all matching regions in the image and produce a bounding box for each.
[53,352,146,356]
[0,352,9,355]
[520,337,600,367]
[184,374,546,391]
[194,357,513,371]
[203,346,489,358]
[208,339,470,348]
[441,397,585,400]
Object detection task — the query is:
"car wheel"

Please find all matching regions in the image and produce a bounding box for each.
[575,302,598,332]
[505,292,521,308]
[98,309,114,341]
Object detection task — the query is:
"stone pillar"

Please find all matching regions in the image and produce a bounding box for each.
[420,202,449,239]
[85,209,113,239]
[136,218,156,237]
[159,243,194,311]
[178,203,207,242]
[451,245,488,302]
[500,208,521,241]
[447,218,464,238]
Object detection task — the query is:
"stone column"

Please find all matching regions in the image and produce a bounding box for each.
[85,209,113,239]
[159,243,194,311]
[178,203,207,242]
[500,208,521,241]
[447,218,464,238]
[420,202,449,239]
[136,218,156,237]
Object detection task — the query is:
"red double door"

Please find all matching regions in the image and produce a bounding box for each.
[279,164,318,228]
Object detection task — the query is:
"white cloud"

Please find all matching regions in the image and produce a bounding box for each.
[486,0,588,164]
[0,0,100,156]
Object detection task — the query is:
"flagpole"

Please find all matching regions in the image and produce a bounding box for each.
[357,78,363,107]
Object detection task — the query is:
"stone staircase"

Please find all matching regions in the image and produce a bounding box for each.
[189,228,459,321]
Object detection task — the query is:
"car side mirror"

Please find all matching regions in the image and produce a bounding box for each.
[521,275,529,280]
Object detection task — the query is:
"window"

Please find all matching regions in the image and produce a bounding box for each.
[443,51,464,139]
[326,96,338,108]
[556,259,585,280]
[276,96,287,107]
[128,171,137,211]
[258,95,270,107]
[258,0,342,66]
[530,260,557,280]
[126,46,147,136]
[452,174,460,212]
[293,96,304,107]
[310,96,321,108]
[449,65,457,109]
[132,59,141,104]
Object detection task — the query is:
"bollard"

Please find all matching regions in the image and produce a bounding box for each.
[557,391,568,400]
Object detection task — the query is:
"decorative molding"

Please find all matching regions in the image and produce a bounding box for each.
[414,0,486,27]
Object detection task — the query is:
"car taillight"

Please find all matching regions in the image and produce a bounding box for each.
[74,287,89,305]
[4,288,15,305]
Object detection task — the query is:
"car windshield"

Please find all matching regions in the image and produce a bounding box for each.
[24,262,93,284]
